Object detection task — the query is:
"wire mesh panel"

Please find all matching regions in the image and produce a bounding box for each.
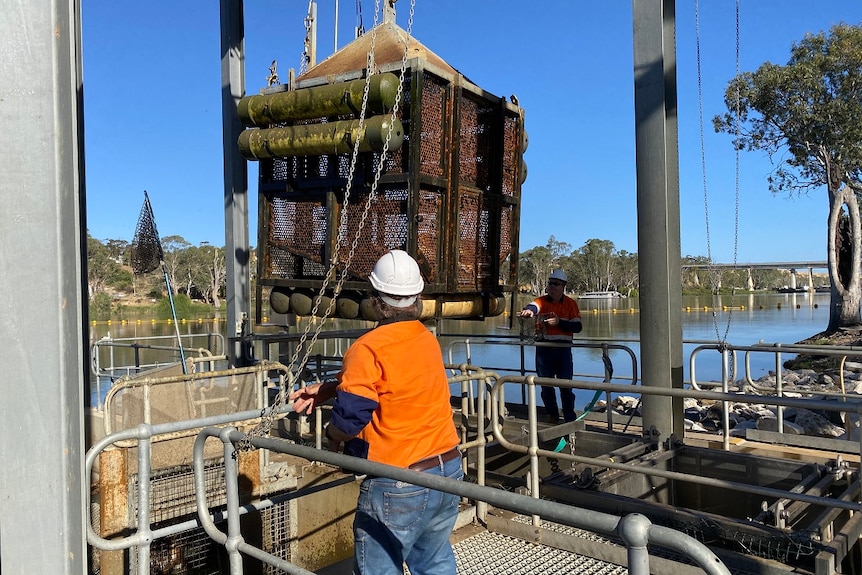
[419,74,446,178]
[502,114,523,198]
[458,93,495,190]
[129,463,228,574]
[262,499,293,575]
[253,61,524,319]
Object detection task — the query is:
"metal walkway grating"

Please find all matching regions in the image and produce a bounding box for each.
[451,529,628,575]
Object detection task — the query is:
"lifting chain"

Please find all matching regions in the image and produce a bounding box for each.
[239,0,418,451]
[695,0,741,346]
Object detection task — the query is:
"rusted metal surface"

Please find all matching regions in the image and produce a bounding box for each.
[297,22,457,82]
[98,448,127,575]
[252,20,525,321]
[238,116,404,159]
[238,73,400,126]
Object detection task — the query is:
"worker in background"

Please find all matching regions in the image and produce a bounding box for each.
[518,269,583,423]
[289,249,462,575]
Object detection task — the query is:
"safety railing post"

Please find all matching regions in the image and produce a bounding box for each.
[617,513,651,575]
[220,427,245,574]
[775,344,784,433]
[721,346,730,451]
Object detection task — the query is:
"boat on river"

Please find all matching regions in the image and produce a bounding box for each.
[579,290,624,299]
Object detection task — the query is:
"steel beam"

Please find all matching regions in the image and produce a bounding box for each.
[0,0,87,572]
[220,0,252,366]
[632,0,684,442]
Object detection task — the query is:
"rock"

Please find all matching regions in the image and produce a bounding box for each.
[756,417,804,435]
[843,361,862,372]
[791,408,845,437]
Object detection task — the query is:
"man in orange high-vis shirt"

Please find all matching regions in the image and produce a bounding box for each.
[518,269,583,423]
[290,250,462,575]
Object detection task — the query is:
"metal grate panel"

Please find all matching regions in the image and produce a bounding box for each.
[262,499,294,575]
[450,530,628,575]
[417,185,443,283]
[502,114,521,198]
[456,189,498,290]
[458,94,494,189]
[131,462,226,526]
[419,74,446,177]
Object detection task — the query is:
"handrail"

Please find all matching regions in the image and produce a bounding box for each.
[84,406,291,575]
[90,332,227,409]
[443,335,639,428]
[482,371,862,512]
[102,361,290,440]
[194,427,731,575]
[690,341,862,438]
[85,400,731,575]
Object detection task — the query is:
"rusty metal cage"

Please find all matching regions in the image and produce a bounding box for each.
[250,53,525,322]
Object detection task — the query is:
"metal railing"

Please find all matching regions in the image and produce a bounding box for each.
[193,427,731,575]
[90,332,226,410]
[100,360,290,440]
[475,370,860,509]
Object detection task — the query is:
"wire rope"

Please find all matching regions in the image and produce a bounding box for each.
[695,0,741,348]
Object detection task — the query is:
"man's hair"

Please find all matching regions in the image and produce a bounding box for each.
[371,291,422,322]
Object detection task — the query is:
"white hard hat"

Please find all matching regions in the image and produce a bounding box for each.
[369,250,424,302]
[549,269,567,282]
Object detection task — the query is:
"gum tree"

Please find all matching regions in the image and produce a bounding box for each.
[714,24,862,330]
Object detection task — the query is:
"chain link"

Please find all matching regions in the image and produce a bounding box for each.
[240,0,418,449]
[695,0,740,346]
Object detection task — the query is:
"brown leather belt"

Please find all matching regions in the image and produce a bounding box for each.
[408,447,461,471]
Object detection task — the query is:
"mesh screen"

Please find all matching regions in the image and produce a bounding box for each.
[499,204,514,285]
[147,524,226,575]
[420,75,446,177]
[262,500,293,574]
[457,189,494,290]
[336,184,410,279]
[502,114,521,197]
[417,186,443,283]
[255,68,523,315]
[265,196,326,278]
[130,193,163,275]
[458,94,494,189]
[382,75,410,175]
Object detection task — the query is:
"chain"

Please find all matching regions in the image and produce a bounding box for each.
[695,0,740,345]
[299,0,315,76]
[240,0,417,449]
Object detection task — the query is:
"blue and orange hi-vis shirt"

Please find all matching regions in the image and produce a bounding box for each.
[523,295,583,340]
[329,320,459,468]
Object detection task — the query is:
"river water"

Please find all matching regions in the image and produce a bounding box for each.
[88,292,833,409]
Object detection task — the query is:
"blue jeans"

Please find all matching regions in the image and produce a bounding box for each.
[536,346,576,422]
[353,455,463,575]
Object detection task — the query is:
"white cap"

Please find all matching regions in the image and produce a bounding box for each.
[549,269,567,282]
[369,250,424,306]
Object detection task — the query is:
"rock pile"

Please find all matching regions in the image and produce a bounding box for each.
[592,365,862,441]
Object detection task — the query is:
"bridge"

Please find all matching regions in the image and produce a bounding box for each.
[682,261,829,291]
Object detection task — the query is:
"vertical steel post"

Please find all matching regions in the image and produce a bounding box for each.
[632,0,685,442]
[220,0,252,367]
[0,0,87,572]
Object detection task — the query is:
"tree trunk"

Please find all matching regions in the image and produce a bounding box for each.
[826,184,862,330]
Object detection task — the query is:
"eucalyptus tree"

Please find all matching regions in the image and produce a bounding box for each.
[518,236,572,295]
[160,235,192,296]
[86,234,131,299]
[714,24,862,329]
[577,238,617,292]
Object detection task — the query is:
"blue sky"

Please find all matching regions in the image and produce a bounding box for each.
[81,1,862,264]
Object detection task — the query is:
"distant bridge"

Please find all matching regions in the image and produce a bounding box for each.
[682,261,829,291]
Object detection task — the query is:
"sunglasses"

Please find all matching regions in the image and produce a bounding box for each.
[548,281,565,287]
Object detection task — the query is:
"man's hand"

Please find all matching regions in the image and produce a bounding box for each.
[518,309,534,318]
[543,312,559,326]
[289,380,337,415]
